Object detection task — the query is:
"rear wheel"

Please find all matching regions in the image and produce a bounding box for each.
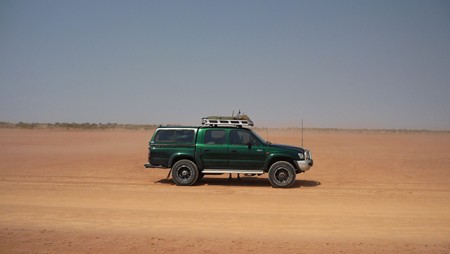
[268,161,296,188]
[172,160,199,186]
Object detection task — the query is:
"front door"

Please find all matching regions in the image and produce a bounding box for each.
[228,129,266,169]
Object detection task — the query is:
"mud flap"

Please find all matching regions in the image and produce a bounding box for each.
[166,168,173,179]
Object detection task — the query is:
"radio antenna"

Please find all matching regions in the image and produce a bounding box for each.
[301,118,304,147]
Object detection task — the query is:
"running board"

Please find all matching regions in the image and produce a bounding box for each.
[144,163,166,169]
[202,169,264,174]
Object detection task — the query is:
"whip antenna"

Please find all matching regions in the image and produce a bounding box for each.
[301,118,304,147]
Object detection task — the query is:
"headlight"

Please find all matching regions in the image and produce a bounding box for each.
[298,152,305,160]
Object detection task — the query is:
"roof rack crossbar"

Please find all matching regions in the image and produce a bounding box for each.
[201,116,254,127]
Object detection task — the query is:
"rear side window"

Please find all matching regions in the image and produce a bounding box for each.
[154,129,195,144]
[175,130,195,143]
[155,130,175,142]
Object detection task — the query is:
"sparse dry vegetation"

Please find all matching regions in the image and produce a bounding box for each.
[0,121,158,130]
[1,121,448,134]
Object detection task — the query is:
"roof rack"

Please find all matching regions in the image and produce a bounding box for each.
[201,115,254,127]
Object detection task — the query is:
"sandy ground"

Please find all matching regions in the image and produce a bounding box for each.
[0,128,449,253]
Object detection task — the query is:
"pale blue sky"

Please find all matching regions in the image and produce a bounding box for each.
[1,0,449,129]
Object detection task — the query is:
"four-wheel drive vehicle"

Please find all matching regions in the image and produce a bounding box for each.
[144,126,313,188]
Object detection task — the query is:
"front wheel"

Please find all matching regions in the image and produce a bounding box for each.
[268,161,296,188]
[172,160,199,186]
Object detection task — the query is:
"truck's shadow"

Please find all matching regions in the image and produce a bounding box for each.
[155,177,321,188]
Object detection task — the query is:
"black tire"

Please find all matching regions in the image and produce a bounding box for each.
[268,161,296,188]
[171,160,199,186]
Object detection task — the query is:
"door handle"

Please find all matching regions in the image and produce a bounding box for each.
[204,149,210,152]
[231,150,237,152]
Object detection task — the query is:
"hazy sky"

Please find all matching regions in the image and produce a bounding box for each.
[1,1,449,129]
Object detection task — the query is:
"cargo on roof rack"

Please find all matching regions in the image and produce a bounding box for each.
[201,115,254,127]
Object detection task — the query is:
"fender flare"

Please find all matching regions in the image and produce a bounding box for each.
[264,154,298,172]
[168,153,199,168]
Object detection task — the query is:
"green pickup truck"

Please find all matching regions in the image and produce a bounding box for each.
[145,126,313,188]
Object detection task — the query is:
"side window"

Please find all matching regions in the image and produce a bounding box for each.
[204,130,226,145]
[230,130,262,146]
[175,130,195,143]
[154,130,175,143]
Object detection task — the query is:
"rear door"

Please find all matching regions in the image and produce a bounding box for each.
[198,129,228,168]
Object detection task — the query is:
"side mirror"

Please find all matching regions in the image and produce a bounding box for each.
[246,142,252,149]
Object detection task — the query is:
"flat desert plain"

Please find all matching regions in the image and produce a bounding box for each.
[1,128,449,253]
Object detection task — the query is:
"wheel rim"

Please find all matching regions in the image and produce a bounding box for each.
[177,165,192,182]
[274,167,290,184]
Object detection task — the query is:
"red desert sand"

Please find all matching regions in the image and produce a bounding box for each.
[1,128,449,253]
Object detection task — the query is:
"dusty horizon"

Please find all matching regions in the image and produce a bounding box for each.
[2,121,450,133]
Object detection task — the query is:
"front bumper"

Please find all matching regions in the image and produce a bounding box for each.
[296,159,313,172]
[296,150,313,172]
